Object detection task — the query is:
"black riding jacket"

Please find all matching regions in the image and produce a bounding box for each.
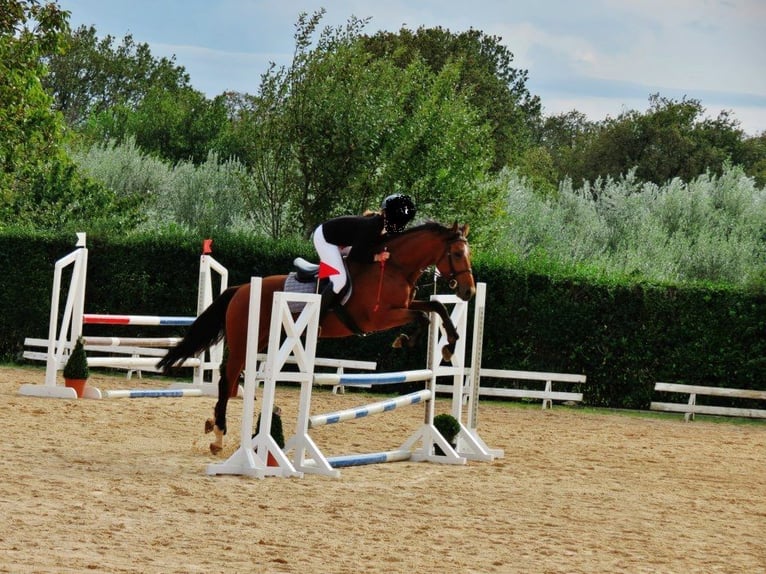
[320,214,385,263]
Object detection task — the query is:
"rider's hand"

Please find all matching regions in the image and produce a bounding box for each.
[374,251,390,262]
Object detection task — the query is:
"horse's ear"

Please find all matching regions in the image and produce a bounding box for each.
[462,224,470,238]
[452,220,459,233]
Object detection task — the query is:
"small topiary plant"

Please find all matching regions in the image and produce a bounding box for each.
[255,405,285,448]
[63,337,89,380]
[433,413,461,454]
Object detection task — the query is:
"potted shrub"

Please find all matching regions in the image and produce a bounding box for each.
[63,337,89,398]
[433,413,461,455]
[255,406,285,466]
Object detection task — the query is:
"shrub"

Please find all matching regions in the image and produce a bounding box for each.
[433,413,460,445]
[63,337,89,380]
[492,165,765,288]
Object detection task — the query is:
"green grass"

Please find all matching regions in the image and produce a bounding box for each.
[485,397,766,426]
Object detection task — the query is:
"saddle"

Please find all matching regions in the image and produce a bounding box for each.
[286,257,359,333]
[290,257,351,304]
[292,257,321,282]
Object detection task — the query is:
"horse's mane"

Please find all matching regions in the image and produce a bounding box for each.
[383,220,463,247]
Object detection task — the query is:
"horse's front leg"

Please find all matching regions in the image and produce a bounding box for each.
[407,300,460,362]
[391,310,430,350]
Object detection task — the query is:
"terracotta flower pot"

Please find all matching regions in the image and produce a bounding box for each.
[65,378,87,398]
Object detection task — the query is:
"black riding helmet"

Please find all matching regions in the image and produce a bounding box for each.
[381,194,416,233]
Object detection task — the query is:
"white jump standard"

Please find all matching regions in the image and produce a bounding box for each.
[19,232,228,399]
[207,281,318,478]
[284,291,500,478]
[428,286,504,461]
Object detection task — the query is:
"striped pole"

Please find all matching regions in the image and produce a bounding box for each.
[82,336,182,348]
[103,388,203,399]
[309,389,432,428]
[313,368,433,387]
[83,314,195,326]
[327,450,412,468]
[86,357,200,368]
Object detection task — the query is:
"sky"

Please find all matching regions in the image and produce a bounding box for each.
[57,0,766,135]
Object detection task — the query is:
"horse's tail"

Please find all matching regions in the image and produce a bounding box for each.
[156,286,238,374]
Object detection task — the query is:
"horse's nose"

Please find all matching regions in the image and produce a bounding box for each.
[458,283,476,301]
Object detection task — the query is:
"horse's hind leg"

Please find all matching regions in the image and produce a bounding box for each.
[206,374,230,454]
[205,350,246,454]
[392,311,429,350]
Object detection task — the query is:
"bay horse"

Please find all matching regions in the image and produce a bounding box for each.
[157,221,475,453]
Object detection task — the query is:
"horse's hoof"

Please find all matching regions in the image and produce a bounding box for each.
[204,418,215,434]
[209,425,225,455]
[441,345,454,363]
[392,334,408,349]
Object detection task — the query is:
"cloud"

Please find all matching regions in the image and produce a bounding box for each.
[58,0,766,134]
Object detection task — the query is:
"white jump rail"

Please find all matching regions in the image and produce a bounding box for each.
[258,354,377,394]
[23,337,196,381]
[308,389,433,428]
[650,382,766,421]
[435,282,585,423]
[473,369,587,409]
[102,388,204,399]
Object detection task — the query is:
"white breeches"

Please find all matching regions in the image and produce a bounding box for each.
[313,224,348,294]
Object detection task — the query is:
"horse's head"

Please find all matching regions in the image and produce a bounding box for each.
[384,220,476,301]
[435,221,475,301]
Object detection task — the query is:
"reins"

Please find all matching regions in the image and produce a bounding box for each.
[373,248,387,312]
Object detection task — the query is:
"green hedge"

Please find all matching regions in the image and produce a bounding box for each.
[2,229,763,410]
[472,263,765,409]
[0,229,308,357]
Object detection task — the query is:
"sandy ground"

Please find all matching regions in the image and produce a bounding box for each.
[1,364,764,574]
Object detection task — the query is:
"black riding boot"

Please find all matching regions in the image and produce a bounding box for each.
[318,283,339,324]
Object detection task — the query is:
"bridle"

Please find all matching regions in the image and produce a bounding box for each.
[436,235,473,290]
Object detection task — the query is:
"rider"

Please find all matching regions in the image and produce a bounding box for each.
[312,193,417,322]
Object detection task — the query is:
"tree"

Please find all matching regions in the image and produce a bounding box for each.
[43,25,191,128]
[560,95,760,187]
[1,0,69,201]
[228,11,495,238]
[740,132,766,187]
[362,26,541,171]
[126,84,228,164]
[289,12,495,234]
[0,1,142,231]
[43,24,229,164]
[215,85,299,239]
[284,13,413,231]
